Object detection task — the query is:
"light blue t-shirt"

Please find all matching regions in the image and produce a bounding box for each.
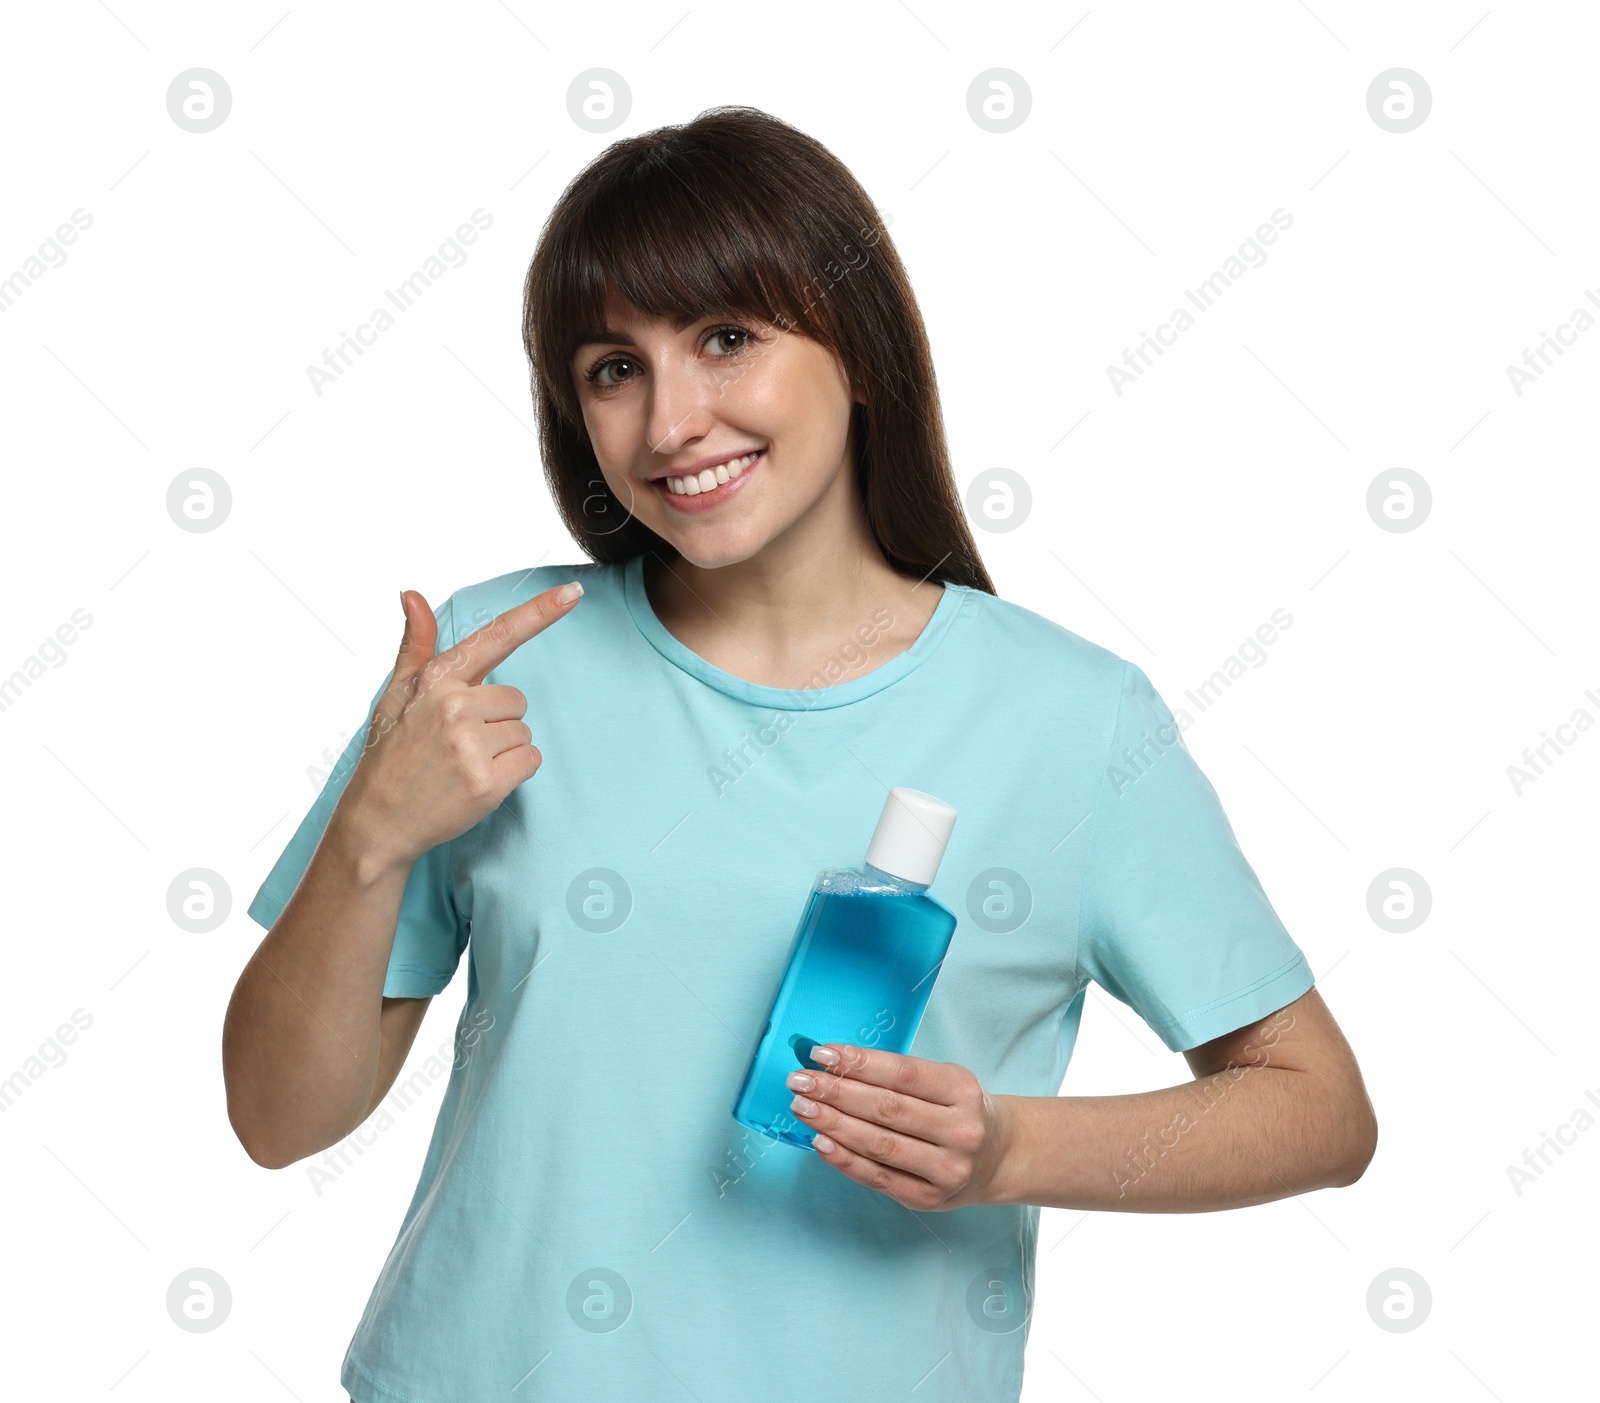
[248,553,1314,1403]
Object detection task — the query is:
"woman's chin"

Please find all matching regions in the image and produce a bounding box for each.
[654,525,773,572]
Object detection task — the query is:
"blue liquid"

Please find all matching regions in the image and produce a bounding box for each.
[731,864,958,1151]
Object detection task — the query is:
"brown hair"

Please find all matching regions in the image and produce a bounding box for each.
[520,105,995,595]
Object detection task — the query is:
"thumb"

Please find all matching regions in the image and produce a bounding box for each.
[392,589,440,687]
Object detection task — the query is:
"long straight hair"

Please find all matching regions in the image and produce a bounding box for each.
[521,105,995,595]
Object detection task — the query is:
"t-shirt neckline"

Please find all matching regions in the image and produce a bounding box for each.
[623,553,967,710]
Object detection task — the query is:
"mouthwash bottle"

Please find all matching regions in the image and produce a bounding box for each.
[731,787,959,1150]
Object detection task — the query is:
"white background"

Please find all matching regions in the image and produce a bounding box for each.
[1,2,1595,1398]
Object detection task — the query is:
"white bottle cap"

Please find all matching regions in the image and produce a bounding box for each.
[864,787,958,887]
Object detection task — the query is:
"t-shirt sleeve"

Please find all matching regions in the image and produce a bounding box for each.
[245,593,470,999]
[1075,660,1314,1052]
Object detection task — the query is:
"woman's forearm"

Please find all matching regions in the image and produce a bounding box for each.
[222,805,414,1169]
[985,1063,1372,1212]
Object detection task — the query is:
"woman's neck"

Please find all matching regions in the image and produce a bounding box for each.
[642,535,944,692]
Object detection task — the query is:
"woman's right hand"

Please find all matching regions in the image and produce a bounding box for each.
[338,581,584,869]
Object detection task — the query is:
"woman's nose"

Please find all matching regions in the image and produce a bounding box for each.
[644,357,719,455]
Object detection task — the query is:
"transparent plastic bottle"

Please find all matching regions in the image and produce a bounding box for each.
[731,787,959,1150]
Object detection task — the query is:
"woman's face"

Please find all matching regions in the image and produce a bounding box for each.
[571,290,865,569]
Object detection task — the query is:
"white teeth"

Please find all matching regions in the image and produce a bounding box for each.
[664,450,760,495]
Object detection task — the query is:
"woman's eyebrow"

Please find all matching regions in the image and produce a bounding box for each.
[576,311,708,348]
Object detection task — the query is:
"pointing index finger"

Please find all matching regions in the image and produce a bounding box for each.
[429,583,582,688]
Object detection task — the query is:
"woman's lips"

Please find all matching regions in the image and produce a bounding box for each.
[654,449,765,513]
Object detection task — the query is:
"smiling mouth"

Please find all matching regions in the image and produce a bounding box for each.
[653,449,765,510]
[660,449,763,497]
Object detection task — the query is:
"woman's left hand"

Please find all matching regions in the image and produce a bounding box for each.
[785,1044,1015,1211]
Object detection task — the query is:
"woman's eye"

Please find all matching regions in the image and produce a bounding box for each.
[590,357,637,386]
[706,326,751,355]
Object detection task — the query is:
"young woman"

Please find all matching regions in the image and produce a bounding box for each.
[224,106,1376,1403]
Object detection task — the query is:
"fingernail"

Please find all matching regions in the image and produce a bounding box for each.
[555,581,583,605]
[812,1133,836,1153]
[811,1046,840,1066]
[786,1071,816,1092]
[791,1095,817,1117]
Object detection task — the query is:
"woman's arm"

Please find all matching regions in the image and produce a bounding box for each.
[985,987,1378,1211]
[224,583,580,1170]
[222,809,426,1169]
[784,988,1376,1212]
